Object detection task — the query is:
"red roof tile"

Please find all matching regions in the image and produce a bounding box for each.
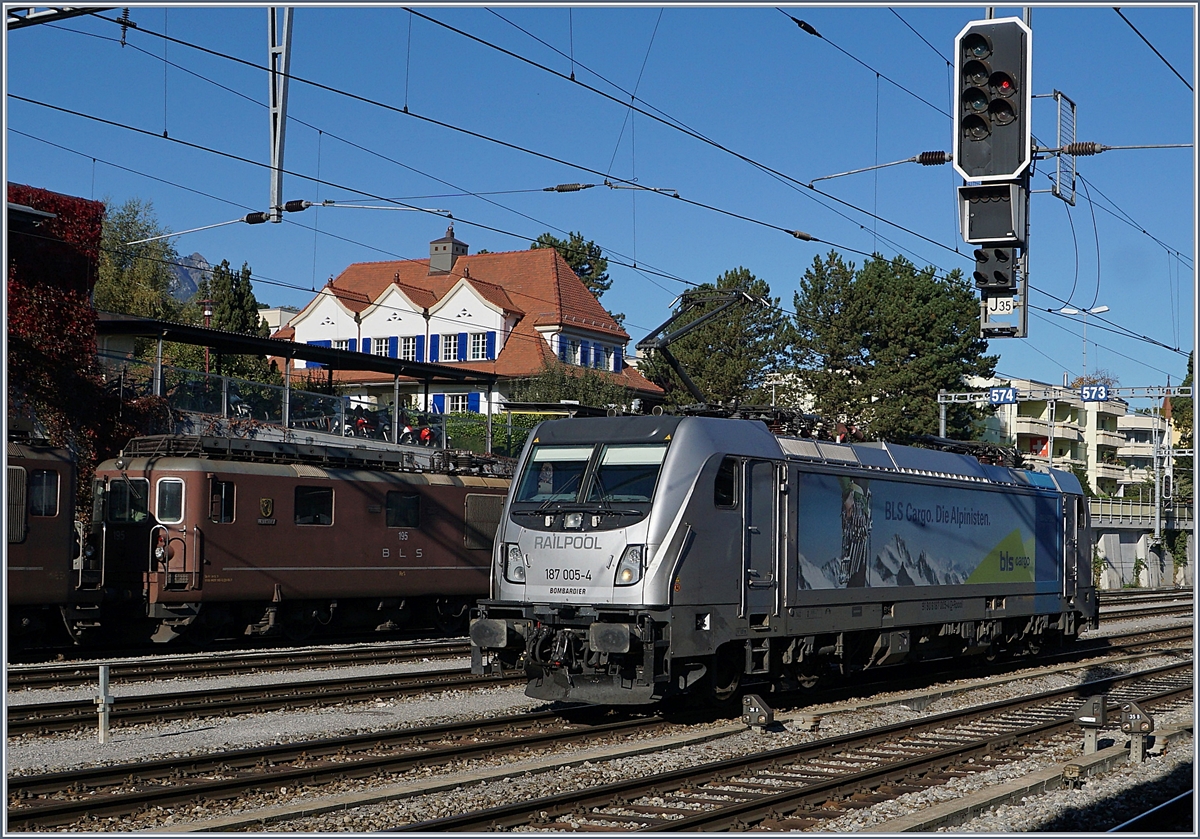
[289,247,660,396]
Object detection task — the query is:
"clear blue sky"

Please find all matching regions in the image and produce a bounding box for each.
[5,4,1195,392]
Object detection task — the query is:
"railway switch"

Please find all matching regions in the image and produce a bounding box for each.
[742,694,773,729]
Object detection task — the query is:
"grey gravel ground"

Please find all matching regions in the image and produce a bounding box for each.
[5,612,1193,832]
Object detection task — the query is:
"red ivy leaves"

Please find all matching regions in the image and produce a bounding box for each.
[7,184,106,520]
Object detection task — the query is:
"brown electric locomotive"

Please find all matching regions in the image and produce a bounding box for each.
[90,435,512,645]
[6,440,102,645]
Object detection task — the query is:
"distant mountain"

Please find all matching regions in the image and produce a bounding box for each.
[872,534,966,587]
[796,550,841,590]
[169,252,212,303]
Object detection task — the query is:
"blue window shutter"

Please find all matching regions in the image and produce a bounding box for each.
[429,335,440,362]
[593,342,603,369]
[388,336,398,358]
[580,342,590,367]
[432,394,445,413]
[486,331,497,360]
[306,340,330,368]
[345,338,356,353]
[361,338,371,354]
[467,392,480,413]
[558,335,568,362]
[613,346,623,372]
[457,332,468,362]
[415,335,425,362]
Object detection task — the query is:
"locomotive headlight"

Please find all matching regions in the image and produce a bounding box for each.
[503,543,527,584]
[615,544,645,586]
[564,512,584,530]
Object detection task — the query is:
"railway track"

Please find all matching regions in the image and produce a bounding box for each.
[5,706,687,830]
[7,639,471,691]
[6,666,518,736]
[6,628,1191,830]
[9,595,1188,694]
[7,625,1190,737]
[399,661,1192,832]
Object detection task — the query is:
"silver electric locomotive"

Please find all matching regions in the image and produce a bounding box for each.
[470,415,1098,705]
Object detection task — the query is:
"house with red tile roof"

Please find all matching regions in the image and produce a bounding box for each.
[278,226,662,413]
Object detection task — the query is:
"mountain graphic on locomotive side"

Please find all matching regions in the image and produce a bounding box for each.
[8,435,512,648]
[469,415,1099,705]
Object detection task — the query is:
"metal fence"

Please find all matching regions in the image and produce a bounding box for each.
[1089,498,1194,527]
[98,354,563,455]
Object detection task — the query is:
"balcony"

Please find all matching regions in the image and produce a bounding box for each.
[1014,415,1082,442]
[1117,442,1155,458]
[1094,429,1125,448]
[1091,462,1126,482]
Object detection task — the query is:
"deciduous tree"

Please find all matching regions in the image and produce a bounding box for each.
[94,197,182,321]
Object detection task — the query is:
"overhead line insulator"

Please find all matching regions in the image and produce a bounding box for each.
[545,183,594,192]
[244,212,270,225]
[919,151,952,165]
[789,230,814,241]
[1063,142,1105,156]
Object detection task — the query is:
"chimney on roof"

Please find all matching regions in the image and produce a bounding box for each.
[429,223,468,274]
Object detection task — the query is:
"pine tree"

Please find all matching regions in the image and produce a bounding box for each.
[531,232,610,298]
[792,251,997,441]
[640,267,790,407]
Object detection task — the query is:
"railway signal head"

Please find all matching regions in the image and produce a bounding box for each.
[973,246,1016,290]
[953,18,1032,181]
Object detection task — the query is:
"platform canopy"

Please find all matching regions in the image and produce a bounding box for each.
[94,311,498,385]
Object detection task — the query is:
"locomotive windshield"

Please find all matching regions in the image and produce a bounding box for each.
[106,478,149,523]
[514,446,593,503]
[586,445,667,503]
[514,443,668,505]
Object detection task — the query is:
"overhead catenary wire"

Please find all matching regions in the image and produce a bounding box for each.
[1113,7,1193,92]
[88,9,939,261]
[16,13,1190,381]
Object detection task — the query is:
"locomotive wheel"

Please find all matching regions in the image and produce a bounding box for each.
[432,597,470,634]
[709,644,743,705]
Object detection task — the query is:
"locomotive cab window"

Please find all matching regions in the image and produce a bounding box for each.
[386,491,420,528]
[714,457,738,508]
[586,444,669,504]
[29,470,59,517]
[210,480,235,523]
[295,485,333,525]
[107,478,149,523]
[514,445,594,503]
[156,478,185,524]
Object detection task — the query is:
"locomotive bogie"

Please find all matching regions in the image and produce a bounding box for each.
[471,416,1099,705]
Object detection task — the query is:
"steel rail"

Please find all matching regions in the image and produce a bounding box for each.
[397,661,1191,831]
[7,707,699,830]
[6,667,518,735]
[7,640,472,690]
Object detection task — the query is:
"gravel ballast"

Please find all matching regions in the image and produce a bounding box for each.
[6,613,1192,832]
